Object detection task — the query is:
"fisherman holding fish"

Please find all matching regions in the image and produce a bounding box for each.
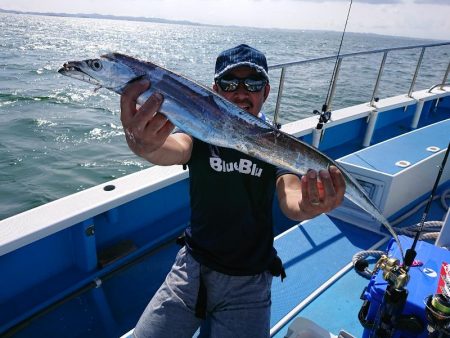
[120,44,346,338]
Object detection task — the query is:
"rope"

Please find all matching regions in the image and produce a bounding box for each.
[352,250,385,279]
[390,188,450,240]
[394,221,443,241]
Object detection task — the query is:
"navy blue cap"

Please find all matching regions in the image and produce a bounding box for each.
[214,44,269,81]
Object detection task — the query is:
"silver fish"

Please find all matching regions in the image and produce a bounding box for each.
[58,52,403,259]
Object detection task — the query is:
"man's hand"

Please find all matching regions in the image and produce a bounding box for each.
[120,79,175,159]
[277,165,346,222]
[298,166,345,219]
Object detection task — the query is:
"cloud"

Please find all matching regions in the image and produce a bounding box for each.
[414,0,450,4]
[286,0,403,3]
[286,0,449,4]
[0,0,449,39]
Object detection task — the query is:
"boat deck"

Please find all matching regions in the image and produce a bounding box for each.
[271,215,387,337]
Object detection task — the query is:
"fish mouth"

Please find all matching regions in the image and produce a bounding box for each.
[58,62,102,86]
[58,61,82,75]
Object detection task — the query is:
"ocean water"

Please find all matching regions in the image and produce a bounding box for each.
[0,13,448,220]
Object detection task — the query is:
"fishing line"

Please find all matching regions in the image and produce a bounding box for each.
[322,0,353,114]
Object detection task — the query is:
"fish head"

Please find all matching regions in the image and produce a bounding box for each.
[58,53,144,91]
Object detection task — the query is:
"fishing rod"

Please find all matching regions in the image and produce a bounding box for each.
[313,0,353,132]
[368,142,450,337]
[404,141,450,270]
[422,142,450,338]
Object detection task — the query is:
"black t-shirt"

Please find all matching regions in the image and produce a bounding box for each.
[185,137,288,275]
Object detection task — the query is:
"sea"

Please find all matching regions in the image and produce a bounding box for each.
[0,12,449,220]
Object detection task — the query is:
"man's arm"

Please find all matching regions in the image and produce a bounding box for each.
[120,79,193,166]
[276,166,345,222]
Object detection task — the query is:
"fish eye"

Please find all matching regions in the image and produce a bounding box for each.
[89,59,103,71]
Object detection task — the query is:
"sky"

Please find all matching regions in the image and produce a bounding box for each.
[0,0,449,40]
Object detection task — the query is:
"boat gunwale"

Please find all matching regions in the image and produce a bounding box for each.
[0,165,188,256]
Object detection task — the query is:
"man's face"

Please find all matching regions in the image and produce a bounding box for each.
[213,66,270,117]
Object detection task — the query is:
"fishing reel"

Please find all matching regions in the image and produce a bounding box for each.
[425,293,450,336]
[374,254,409,289]
[313,104,331,129]
[366,255,424,337]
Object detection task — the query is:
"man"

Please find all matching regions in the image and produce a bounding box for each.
[120,44,345,338]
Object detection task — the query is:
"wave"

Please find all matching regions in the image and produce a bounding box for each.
[0,92,58,104]
[0,92,118,116]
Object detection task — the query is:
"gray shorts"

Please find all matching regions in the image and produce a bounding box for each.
[133,246,273,338]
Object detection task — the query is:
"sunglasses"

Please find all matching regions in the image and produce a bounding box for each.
[216,76,267,92]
